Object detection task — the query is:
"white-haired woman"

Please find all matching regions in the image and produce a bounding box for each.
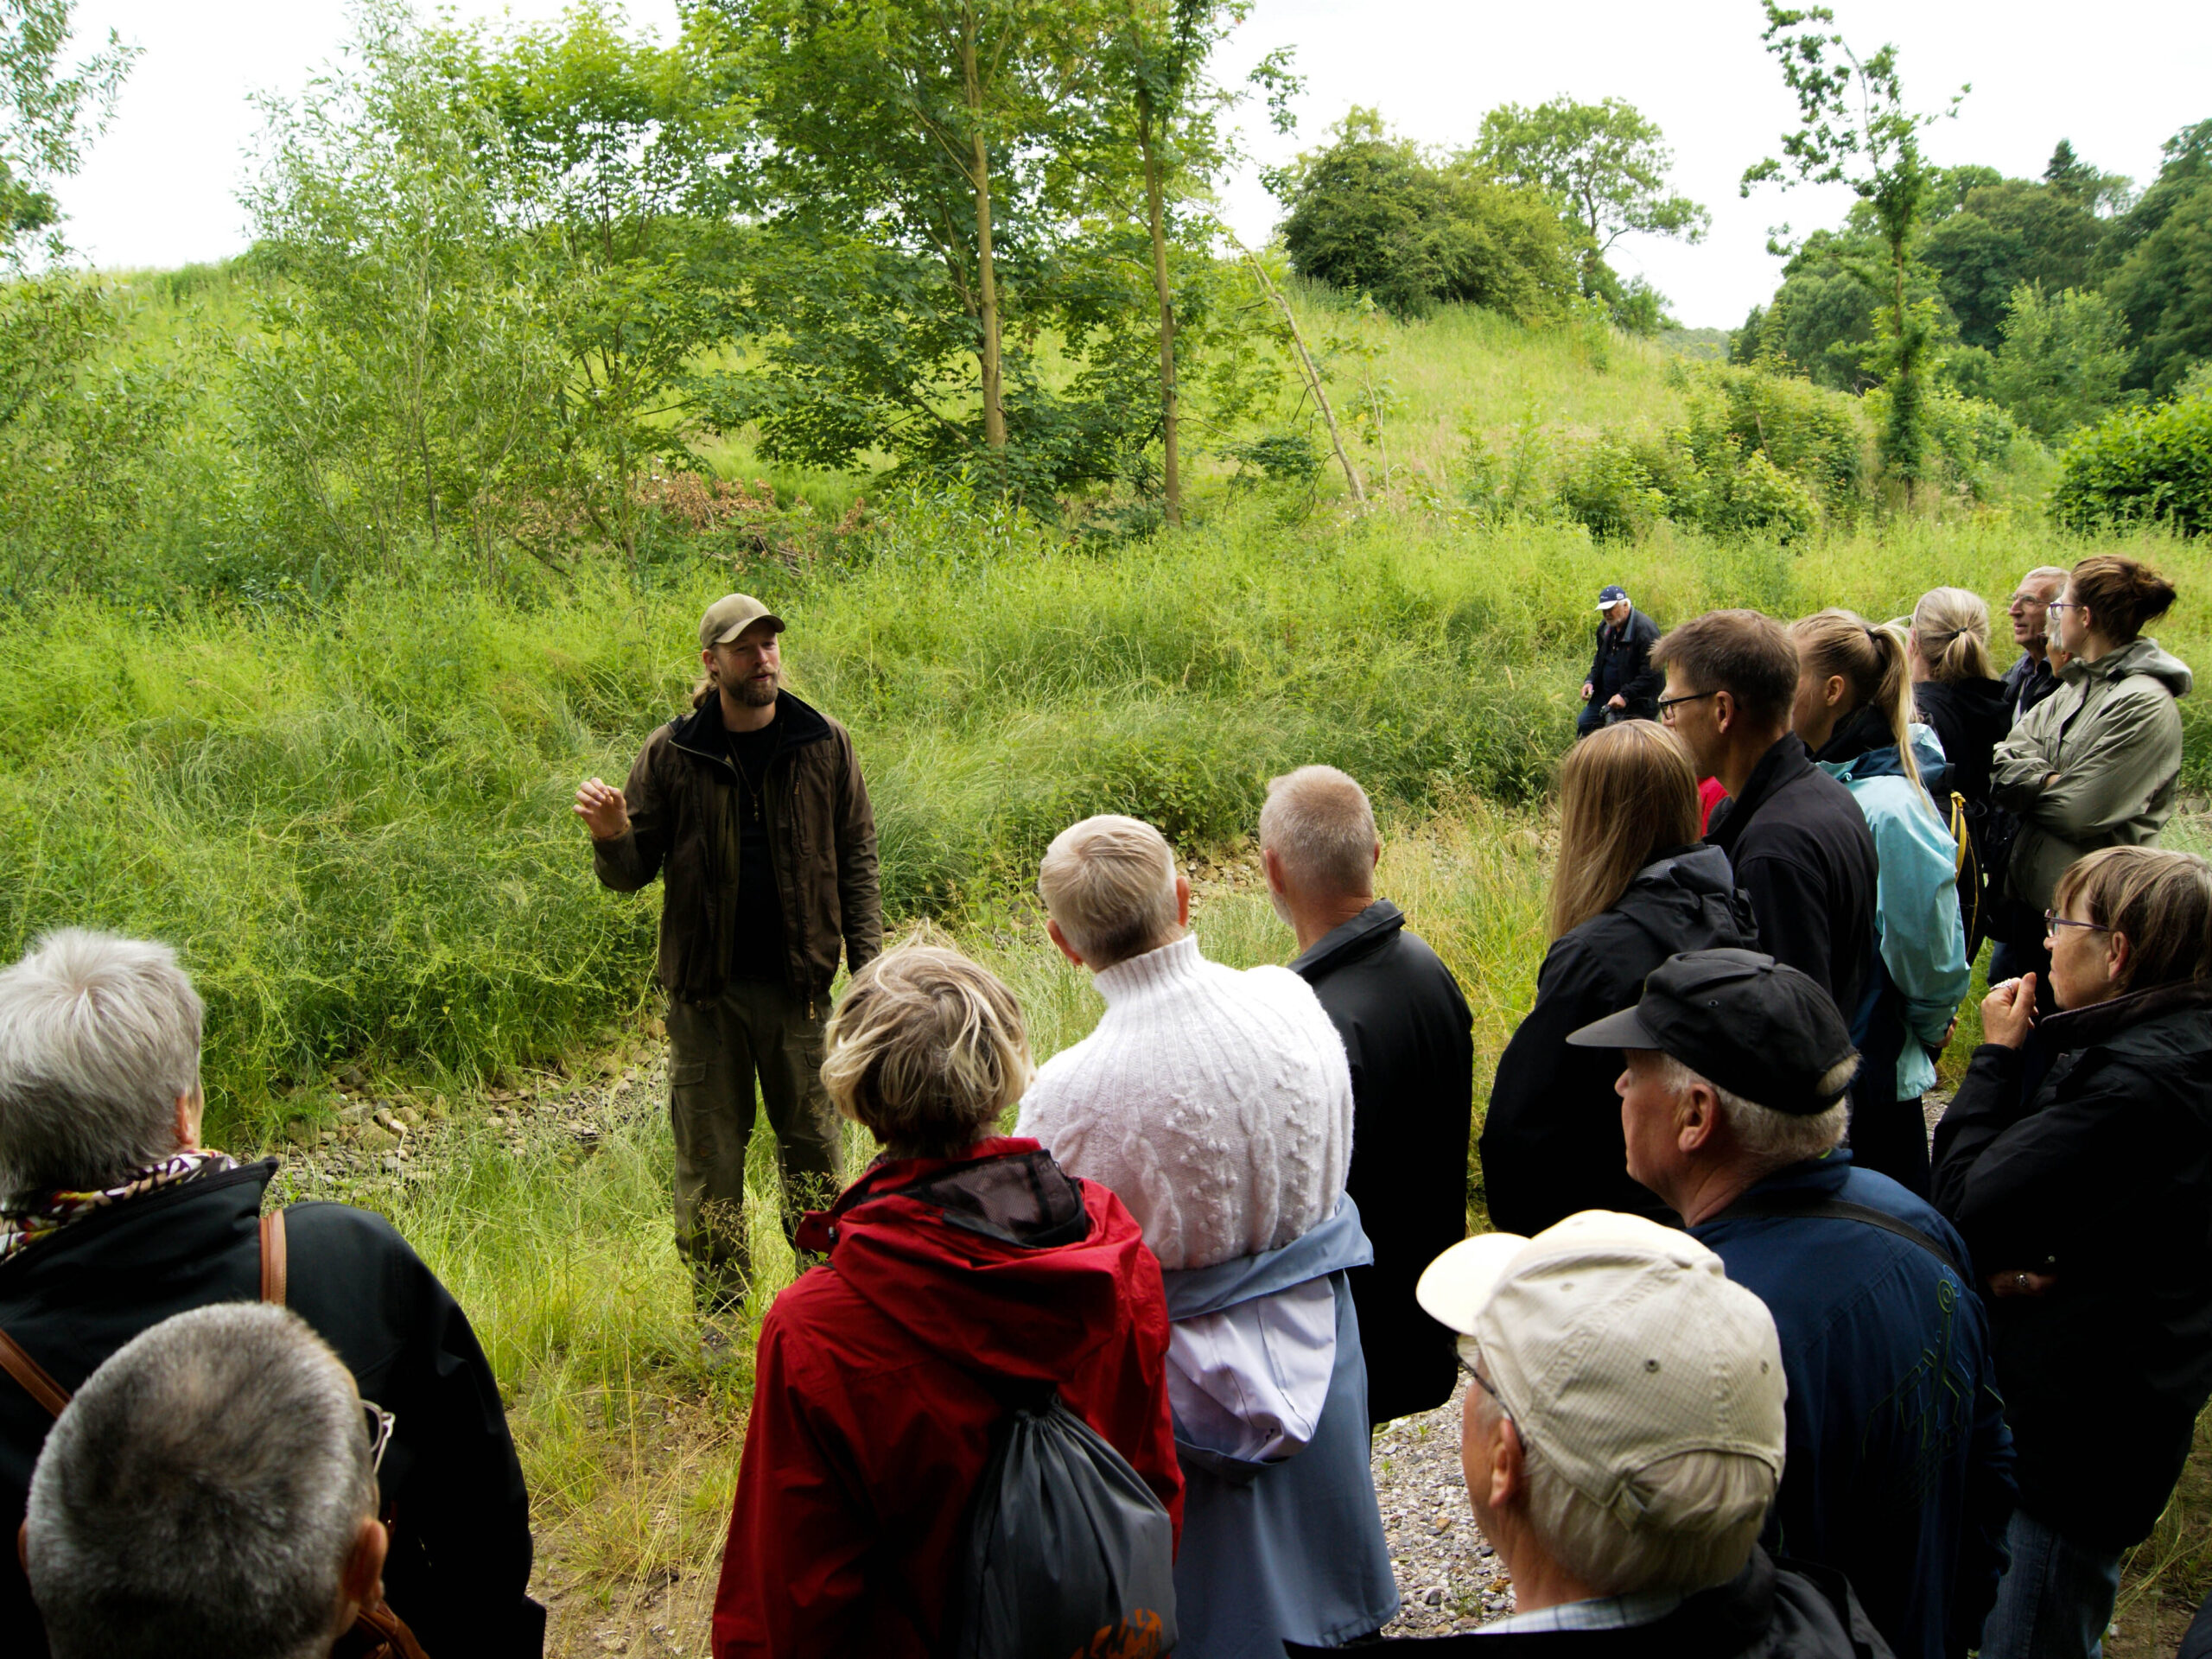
[711,943,1181,1659]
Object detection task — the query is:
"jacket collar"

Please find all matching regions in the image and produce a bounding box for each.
[2042,979,2212,1052]
[1289,899,1404,980]
[1707,734,1812,852]
[668,686,832,762]
[1720,1150,1856,1211]
[0,1159,276,1287]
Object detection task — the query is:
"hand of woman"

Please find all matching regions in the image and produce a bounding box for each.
[1980,975,2037,1049]
[1986,1268,2057,1300]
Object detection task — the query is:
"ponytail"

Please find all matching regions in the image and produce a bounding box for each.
[1910,588,1995,684]
[2069,554,2178,643]
[1792,608,1934,813]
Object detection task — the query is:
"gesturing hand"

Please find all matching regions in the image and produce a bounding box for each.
[574,778,630,842]
[1581,682,1594,701]
[1980,975,2037,1050]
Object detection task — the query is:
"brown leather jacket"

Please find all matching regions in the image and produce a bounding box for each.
[592,690,881,1007]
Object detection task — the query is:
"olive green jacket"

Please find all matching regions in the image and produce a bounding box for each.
[1991,636,2192,910]
[592,689,881,1007]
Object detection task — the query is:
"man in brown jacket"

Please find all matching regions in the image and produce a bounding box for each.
[575,594,881,1310]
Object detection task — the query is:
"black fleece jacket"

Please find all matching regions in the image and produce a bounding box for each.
[0,1161,540,1659]
[1933,981,2212,1551]
[1481,844,1758,1237]
[1706,734,1878,1022]
[1293,901,1474,1424]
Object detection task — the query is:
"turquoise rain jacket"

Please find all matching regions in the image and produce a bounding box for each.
[1815,721,1970,1102]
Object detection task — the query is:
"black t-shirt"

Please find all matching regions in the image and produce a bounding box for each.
[721,716,786,980]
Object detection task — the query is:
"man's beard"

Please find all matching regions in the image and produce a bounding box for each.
[734,671,779,708]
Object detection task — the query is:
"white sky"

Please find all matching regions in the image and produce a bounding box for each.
[54,0,2212,328]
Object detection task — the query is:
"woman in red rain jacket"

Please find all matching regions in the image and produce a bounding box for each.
[710,944,1183,1659]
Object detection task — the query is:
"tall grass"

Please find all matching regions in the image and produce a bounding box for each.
[0,492,2201,1144]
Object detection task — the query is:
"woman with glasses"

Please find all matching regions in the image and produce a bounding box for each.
[1480,720,1757,1235]
[1988,555,2190,1006]
[1934,846,2212,1659]
[1788,609,1969,1199]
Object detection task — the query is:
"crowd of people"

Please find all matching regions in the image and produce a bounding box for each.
[0,555,2202,1659]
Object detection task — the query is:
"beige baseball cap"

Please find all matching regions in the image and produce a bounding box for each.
[1415,1211,1786,1527]
[700,594,785,651]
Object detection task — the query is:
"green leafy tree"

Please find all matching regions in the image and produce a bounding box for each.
[1922,175,2113,349]
[703,0,1104,478]
[1274,110,1583,322]
[437,4,744,569]
[1469,96,1708,252]
[1988,283,2129,439]
[236,4,566,575]
[0,0,132,260]
[1743,2,1966,499]
[2050,381,2212,536]
[2103,122,2212,397]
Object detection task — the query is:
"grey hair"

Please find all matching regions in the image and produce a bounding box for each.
[0,931,205,1205]
[1459,1336,1775,1595]
[1037,815,1181,970]
[26,1303,376,1659]
[1652,1053,1850,1167]
[2021,565,2070,594]
[1260,766,1379,897]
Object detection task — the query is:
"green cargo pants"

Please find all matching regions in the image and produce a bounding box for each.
[664,977,840,1302]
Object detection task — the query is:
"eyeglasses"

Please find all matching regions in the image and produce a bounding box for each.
[362,1399,396,1476]
[1457,1351,1522,1439]
[1656,690,1717,723]
[2044,909,2110,940]
[2044,601,2084,617]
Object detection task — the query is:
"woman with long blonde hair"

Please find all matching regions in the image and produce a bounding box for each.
[1790,609,1969,1199]
[1479,721,1757,1235]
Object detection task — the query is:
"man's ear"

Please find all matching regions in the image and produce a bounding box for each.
[1045,918,1085,969]
[1368,838,1381,874]
[1676,1081,1723,1154]
[338,1516,388,1623]
[174,1085,204,1154]
[1488,1413,1527,1513]
[1174,873,1192,930]
[1261,845,1289,899]
[1712,689,1735,736]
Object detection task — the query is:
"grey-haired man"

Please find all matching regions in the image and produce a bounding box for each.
[577,594,881,1306]
[1577,584,1662,737]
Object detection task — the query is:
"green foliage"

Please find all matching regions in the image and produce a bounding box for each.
[1468,96,1708,256]
[2104,168,2212,399]
[1553,435,1664,541]
[1989,283,2131,438]
[0,0,133,261]
[1274,110,1585,322]
[0,274,183,597]
[233,5,568,577]
[2050,385,2212,536]
[1923,176,2113,350]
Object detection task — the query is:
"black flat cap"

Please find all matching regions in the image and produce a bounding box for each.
[1566,948,1859,1116]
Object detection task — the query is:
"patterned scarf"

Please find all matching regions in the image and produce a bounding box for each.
[0,1149,238,1262]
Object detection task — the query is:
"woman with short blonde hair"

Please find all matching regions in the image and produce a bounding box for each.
[715,943,1183,1657]
[1480,722,1758,1235]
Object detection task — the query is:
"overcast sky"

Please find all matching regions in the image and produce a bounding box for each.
[54,0,2212,328]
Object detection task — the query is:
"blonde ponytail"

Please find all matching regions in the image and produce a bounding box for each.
[1792,609,1933,812]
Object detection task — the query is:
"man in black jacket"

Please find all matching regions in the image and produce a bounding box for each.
[1262,766,1473,1424]
[0,931,540,1659]
[578,594,881,1305]
[1652,609,1878,1020]
[1576,584,1663,737]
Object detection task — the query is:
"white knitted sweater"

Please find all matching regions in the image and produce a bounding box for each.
[1014,933,1353,1271]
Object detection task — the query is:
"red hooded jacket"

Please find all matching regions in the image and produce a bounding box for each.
[710,1138,1183,1659]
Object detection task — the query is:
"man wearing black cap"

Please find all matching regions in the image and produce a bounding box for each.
[1576,585,1662,738]
[1572,950,2014,1659]
[575,594,880,1315]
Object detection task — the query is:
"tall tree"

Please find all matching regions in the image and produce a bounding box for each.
[1743,3,1965,499]
[0,0,131,260]
[1469,96,1709,257]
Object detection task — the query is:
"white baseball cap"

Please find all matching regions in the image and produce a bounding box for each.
[1416,1211,1786,1527]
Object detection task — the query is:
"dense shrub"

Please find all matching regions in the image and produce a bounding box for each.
[2050,390,2212,535]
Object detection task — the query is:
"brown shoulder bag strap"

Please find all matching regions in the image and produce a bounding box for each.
[0,1208,289,1419]
[260,1208,289,1306]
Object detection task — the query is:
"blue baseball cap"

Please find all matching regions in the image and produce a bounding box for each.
[1596,585,1630,610]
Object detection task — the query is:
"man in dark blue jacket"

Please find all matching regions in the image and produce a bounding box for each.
[1573,950,2015,1659]
[1577,584,1663,736]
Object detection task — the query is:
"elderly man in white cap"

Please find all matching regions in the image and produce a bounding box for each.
[1289,1211,1893,1657]
[576,594,880,1316]
[1577,583,1662,737]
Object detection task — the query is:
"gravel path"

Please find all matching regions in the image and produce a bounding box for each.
[1371,1379,1514,1635]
